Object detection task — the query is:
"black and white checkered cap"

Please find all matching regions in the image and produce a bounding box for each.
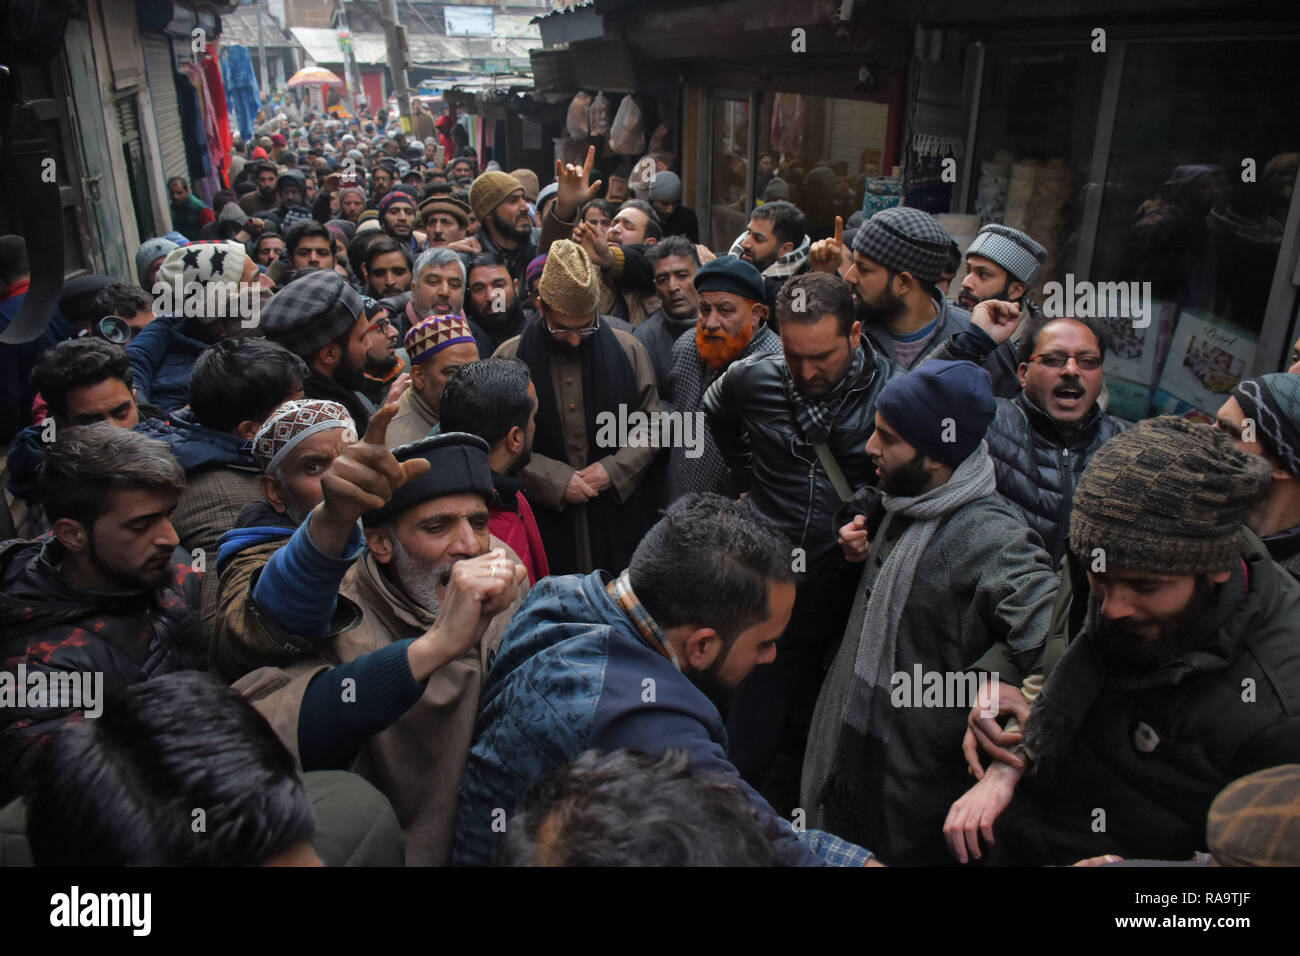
[965,224,1047,286]
[852,206,954,283]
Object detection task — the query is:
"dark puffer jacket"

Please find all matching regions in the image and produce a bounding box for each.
[994,531,1300,865]
[703,345,899,581]
[985,393,1129,565]
[126,313,214,412]
[0,538,204,800]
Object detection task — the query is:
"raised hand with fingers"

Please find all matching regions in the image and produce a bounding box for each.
[554,144,603,221]
[311,402,432,555]
[572,220,613,268]
[809,215,844,274]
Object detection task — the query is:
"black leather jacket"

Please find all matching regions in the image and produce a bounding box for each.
[985,392,1129,564]
[703,345,899,581]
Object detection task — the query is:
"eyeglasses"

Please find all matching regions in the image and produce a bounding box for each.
[546,316,600,337]
[369,316,393,332]
[1029,352,1103,371]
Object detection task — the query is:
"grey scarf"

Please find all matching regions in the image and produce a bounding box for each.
[844,443,999,739]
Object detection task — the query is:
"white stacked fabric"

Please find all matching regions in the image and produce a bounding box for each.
[974,149,1016,225]
[1024,159,1073,294]
[1003,159,1042,232]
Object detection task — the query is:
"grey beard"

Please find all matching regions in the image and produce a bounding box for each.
[389,534,448,617]
[282,493,313,527]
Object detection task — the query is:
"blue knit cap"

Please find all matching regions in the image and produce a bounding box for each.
[875,360,996,468]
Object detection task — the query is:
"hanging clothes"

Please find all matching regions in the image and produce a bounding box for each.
[769,92,805,156]
[180,60,228,196]
[176,66,211,184]
[221,45,261,142]
[202,53,233,187]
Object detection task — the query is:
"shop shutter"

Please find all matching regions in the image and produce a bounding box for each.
[116,95,155,243]
[142,33,189,185]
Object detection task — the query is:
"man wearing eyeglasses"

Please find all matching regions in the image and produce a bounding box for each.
[978,302,1129,567]
[494,240,661,575]
[359,297,407,409]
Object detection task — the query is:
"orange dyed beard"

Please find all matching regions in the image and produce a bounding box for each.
[696,321,757,371]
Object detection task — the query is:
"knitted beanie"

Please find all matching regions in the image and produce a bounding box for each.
[469,171,525,221]
[852,206,955,283]
[524,254,547,292]
[218,202,249,226]
[1069,416,1272,574]
[355,218,382,235]
[649,170,682,202]
[537,240,599,317]
[509,168,540,203]
[156,240,251,322]
[377,190,416,216]
[1230,373,1300,477]
[875,360,996,469]
[136,237,179,286]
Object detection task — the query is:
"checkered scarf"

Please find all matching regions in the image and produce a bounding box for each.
[607,570,679,670]
[669,324,781,498]
[728,232,811,279]
[782,346,866,443]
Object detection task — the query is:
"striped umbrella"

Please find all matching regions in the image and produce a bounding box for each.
[287,66,345,88]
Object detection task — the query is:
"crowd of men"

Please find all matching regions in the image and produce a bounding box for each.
[2,104,1300,868]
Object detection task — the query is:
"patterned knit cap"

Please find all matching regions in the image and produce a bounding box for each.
[1230,373,1300,478]
[1068,415,1272,574]
[524,254,547,293]
[253,399,356,474]
[405,314,476,365]
[156,240,251,322]
[378,190,417,216]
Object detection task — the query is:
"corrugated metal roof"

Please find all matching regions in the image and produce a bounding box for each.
[289,27,536,67]
[221,5,295,48]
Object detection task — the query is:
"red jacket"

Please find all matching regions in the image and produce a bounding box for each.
[489,477,549,585]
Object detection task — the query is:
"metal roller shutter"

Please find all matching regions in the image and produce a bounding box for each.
[142,33,188,185]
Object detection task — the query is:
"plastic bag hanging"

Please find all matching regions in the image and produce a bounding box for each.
[566,91,593,139]
[588,92,612,137]
[608,95,645,155]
